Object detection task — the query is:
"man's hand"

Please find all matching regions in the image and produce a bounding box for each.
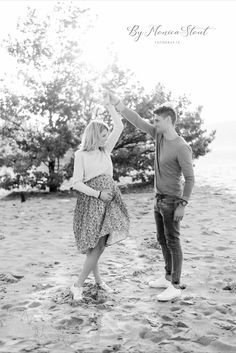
[174,204,185,222]
[99,189,113,202]
[102,91,110,106]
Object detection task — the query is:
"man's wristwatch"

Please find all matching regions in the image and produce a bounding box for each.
[178,199,188,207]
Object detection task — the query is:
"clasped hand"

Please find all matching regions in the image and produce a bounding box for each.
[99,189,113,202]
[102,91,120,107]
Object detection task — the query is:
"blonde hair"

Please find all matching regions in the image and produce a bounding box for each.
[80,120,109,152]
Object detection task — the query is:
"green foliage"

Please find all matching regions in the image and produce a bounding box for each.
[0,3,94,191]
[175,101,216,159]
[0,3,216,191]
[103,84,215,182]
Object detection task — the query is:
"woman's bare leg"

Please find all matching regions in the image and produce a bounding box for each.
[75,235,108,287]
[92,263,103,284]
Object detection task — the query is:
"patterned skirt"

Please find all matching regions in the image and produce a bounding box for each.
[73,174,130,254]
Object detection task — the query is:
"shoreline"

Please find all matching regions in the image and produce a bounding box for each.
[1,181,236,202]
[0,181,154,201]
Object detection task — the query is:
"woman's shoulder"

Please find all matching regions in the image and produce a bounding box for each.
[75,149,102,158]
[74,149,87,158]
[103,146,111,155]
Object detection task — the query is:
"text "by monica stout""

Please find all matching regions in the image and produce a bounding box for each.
[127,25,215,42]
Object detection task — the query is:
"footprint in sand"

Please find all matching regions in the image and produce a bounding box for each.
[55,316,84,330]
[215,304,230,315]
[0,273,24,284]
[9,306,27,312]
[210,340,236,352]
[2,300,38,313]
[32,283,54,291]
[215,246,230,251]
[26,262,40,267]
[28,301,42,308]
[102,344,122,353]
[202,255,215,263]
[17,301,30,306]
[139,326,171,343]
[222,282,236,292]
[193,335,217,347]
[176,321,189,328]
[202,308,215,316]
[1,303,14,310]
[35,272,49,278]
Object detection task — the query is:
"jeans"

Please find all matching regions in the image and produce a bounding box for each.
[154,194,183,285]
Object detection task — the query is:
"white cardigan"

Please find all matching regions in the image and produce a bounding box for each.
[72,106,123,198]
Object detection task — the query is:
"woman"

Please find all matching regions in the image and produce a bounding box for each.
[71,97,130,301]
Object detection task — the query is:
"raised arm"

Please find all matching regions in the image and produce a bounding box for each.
[108,91,156,139]
[104,104,124,153]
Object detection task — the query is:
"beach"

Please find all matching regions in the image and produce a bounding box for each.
[0,184,236,353]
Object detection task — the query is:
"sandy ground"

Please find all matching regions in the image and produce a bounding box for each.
[0,185,236,353]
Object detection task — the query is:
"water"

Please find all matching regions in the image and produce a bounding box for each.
[194,149,236,195]
[1,149,236,199]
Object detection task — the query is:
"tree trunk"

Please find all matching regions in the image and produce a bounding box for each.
[48,160,57,193]
[20,191,26,202]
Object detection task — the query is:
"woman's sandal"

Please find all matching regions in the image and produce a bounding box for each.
[70,283,83,301]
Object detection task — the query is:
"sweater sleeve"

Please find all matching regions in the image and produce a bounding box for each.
[177,144,195,201]
[117,105,156,139]
[72,151,100,198]
[104,105,124,153]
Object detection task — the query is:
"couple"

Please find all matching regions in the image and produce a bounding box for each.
[71,91,195,302]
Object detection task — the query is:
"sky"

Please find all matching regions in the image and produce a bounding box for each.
[0,0,236,130]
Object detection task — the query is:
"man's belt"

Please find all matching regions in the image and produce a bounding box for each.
[155,193,170,200]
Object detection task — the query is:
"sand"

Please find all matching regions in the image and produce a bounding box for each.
[0,185,236,353]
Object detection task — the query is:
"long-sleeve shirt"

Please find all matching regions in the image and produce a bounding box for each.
[72,106,124,198]
[119,107,195,201]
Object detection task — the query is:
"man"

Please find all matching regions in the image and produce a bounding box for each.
[107,92,195,301]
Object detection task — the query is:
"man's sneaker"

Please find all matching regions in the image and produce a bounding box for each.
[157,284,181,302]
[70,283,83,301]
[97,281,114,293]
[149,276,171,289]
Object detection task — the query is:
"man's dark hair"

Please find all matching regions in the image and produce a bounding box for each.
[153,106,177,125]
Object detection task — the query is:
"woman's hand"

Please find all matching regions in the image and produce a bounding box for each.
[102,92,111,106]
[107,91,120,106]
[103,90,121,107]
[99,189,113,202]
